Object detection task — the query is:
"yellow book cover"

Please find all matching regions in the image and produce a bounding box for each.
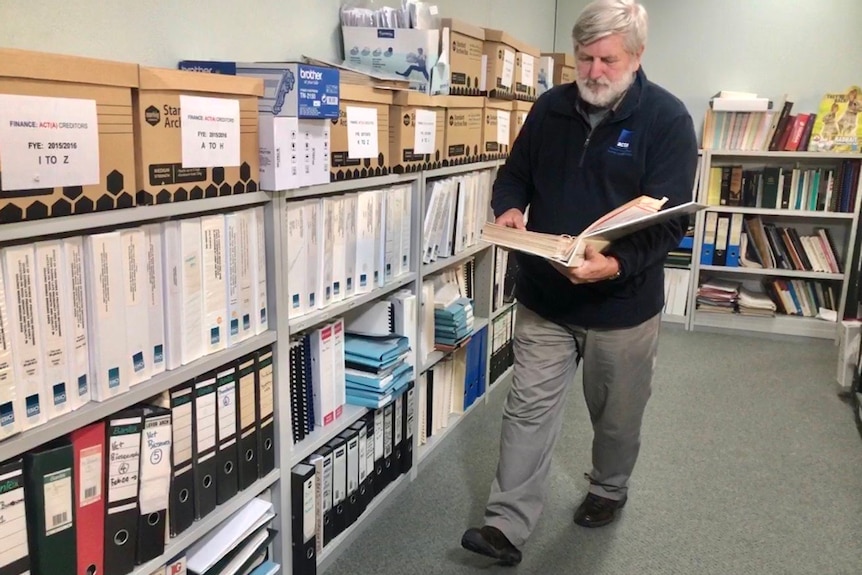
[808,85,862,152]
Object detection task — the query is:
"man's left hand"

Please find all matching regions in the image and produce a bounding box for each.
[551,245,621,284]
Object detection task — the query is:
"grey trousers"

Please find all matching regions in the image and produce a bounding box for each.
[484,303,661,547]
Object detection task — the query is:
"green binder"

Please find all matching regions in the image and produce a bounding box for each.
[23,440,76,575]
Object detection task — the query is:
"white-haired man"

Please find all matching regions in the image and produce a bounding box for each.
[461,0,698,566]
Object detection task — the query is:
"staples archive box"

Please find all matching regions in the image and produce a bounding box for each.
[482,29,519,100]
[542,53,576,85]
[440,19,486,96]
[482,99,513,160]
[511,100,533,146]
[390,91,446,173]
[330,84,392,181]
[0,48,138,224]
[341,26,440,94]
[133,67,263,205]
[515,41,541,102]
[443,96,483,165]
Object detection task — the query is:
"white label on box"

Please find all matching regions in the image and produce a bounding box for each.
[140,414,172,514]
[497,111,510,145]
[179,95,241,168]
[0,94,99,191]
[502,50,515,89]
[414,109,436,154]
[79,444,103,507]
[43,468,73,536]
[346,106,379,159]
[521,54,535,87]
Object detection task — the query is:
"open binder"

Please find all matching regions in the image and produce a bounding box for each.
[482,195,707,267]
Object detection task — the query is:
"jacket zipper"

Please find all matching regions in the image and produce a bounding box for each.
[578,132,592,168]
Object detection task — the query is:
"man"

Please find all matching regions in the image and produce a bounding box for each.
[460,0,698,566]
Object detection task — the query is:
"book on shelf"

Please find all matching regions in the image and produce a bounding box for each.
[482,195,706,267]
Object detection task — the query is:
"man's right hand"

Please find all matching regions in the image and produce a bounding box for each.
[496,208,526,230]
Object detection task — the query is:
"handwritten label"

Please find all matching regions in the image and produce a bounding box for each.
[497,111,511,146]
[180,95,241,168]
[0,94,99,191]
[43,468,73,536]
[346,106,379,159]
[414,109,436,154]
[502,50,515,89]
[108,423,141,503]
[521,53,535,87]
[140,414,172,514]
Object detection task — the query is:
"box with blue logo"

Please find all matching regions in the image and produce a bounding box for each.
[340,26,440,94]
[178,61,340,119]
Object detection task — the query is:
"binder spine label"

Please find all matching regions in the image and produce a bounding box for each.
[172,394,193,465]
[201,216,227,352]
[239,359,256,432]
[108,419,142,503]
[321,454,333,513]
[302,475,316,542]
[217,373,238,441]
[64,238,89,404]
[196,383,217,455]
[258,352,274,419]
[43,468,73,536]
[140,414,172,514]
[0,467,27,567]
[79,444,103,507]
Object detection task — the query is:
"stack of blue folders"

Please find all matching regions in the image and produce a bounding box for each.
[344,334,413,408]
[435,297,474,349]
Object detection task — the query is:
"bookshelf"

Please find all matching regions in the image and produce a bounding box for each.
[686,149,862,340]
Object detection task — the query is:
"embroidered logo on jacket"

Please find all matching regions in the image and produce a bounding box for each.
[609,128,634,156]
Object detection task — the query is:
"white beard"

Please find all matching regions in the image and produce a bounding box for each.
[576,69,636,108]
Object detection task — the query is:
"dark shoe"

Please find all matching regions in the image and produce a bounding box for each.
[461,525,522,566]
[573,493,627,528]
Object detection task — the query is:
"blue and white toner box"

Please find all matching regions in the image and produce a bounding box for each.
[178,61,340,119]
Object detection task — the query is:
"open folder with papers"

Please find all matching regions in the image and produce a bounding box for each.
[482,195,707,267]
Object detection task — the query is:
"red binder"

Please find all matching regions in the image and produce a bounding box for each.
[71,421,106,575]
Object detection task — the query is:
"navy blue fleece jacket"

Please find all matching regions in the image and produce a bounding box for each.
[491,68,698,328]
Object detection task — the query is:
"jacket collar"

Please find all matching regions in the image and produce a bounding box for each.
[550,67,647,123]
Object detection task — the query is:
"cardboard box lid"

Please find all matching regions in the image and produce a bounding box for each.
[138,67,264,96]
[541,52,576,68]
[0,48,139,88]
[517,41,541,58]
[483,29,535,54]
[441,19,485,41]
[340,84,394,105]
[512,100,534,112]
[442,95,485,109]
[392,91,443,108]
[484,98,513,111]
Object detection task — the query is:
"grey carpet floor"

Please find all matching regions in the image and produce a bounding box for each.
[324,326,862,575]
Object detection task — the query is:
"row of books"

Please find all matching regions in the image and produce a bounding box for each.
[701,213,841,274]
[290,383,414,575]
[422,170,492,264]
[284,184,413,320]
[0,206,268,439]
[0,344,275,575]
[697,277,838,318]
[704,161,860,213]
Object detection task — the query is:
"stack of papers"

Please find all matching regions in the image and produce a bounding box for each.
[696,278,739,314]
[738,286,777,317]
[435,297,474,349]
[344,334,413,408]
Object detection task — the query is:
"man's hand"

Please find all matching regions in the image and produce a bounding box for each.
[551,245,621,284]
[496,208,526,230]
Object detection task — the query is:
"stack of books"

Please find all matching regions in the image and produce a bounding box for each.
[434,297,475,350]
[344,334,413,408]
[696,278,739,313]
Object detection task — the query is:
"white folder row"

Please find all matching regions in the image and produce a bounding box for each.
[284,184,414,320]
[663,268,691,317]
[422,170,492,264]
[0,205,269,439]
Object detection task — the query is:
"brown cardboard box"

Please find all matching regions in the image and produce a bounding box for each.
[543,53,577,85]
[510,100,533,148]
[515,42,541,102]
[482,29,519,100]
[482,99,513,160]
[133,67,262,205]
[0,48,138,224]
[443,96,484,165]
[390,92,446,174]
[441,19,486,96]
[331,84,392,181]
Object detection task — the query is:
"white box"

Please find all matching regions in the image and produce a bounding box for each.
[299,119,331,188]
[201,215,228,354]
[341,26,440,94]
[61,237,90,411]
[34,240,73,419]
[259,116,300,192]
[143,224,166,376]
[84,233,130,401]
[2,245,46,429]
[121,228,152,385]
[0,260,18,438]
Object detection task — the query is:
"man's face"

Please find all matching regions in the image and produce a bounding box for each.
[575,33,642,107]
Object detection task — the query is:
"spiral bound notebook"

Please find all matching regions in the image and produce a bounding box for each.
[343,300,395,337]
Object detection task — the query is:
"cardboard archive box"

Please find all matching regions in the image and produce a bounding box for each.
[0,48,138,224]
[133,67,263,205]
[443,96,484,165]
[482,29,518,100]
[542,53,577,85]
[515,41,541,102]
[390,91,446,173]
[440,19,486,96]
[331,84,392,181]
[510,100,533,147]
[482,99,513,160]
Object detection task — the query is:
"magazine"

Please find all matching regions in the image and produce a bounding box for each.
[808,85,862,153]
[481,195,707,267]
